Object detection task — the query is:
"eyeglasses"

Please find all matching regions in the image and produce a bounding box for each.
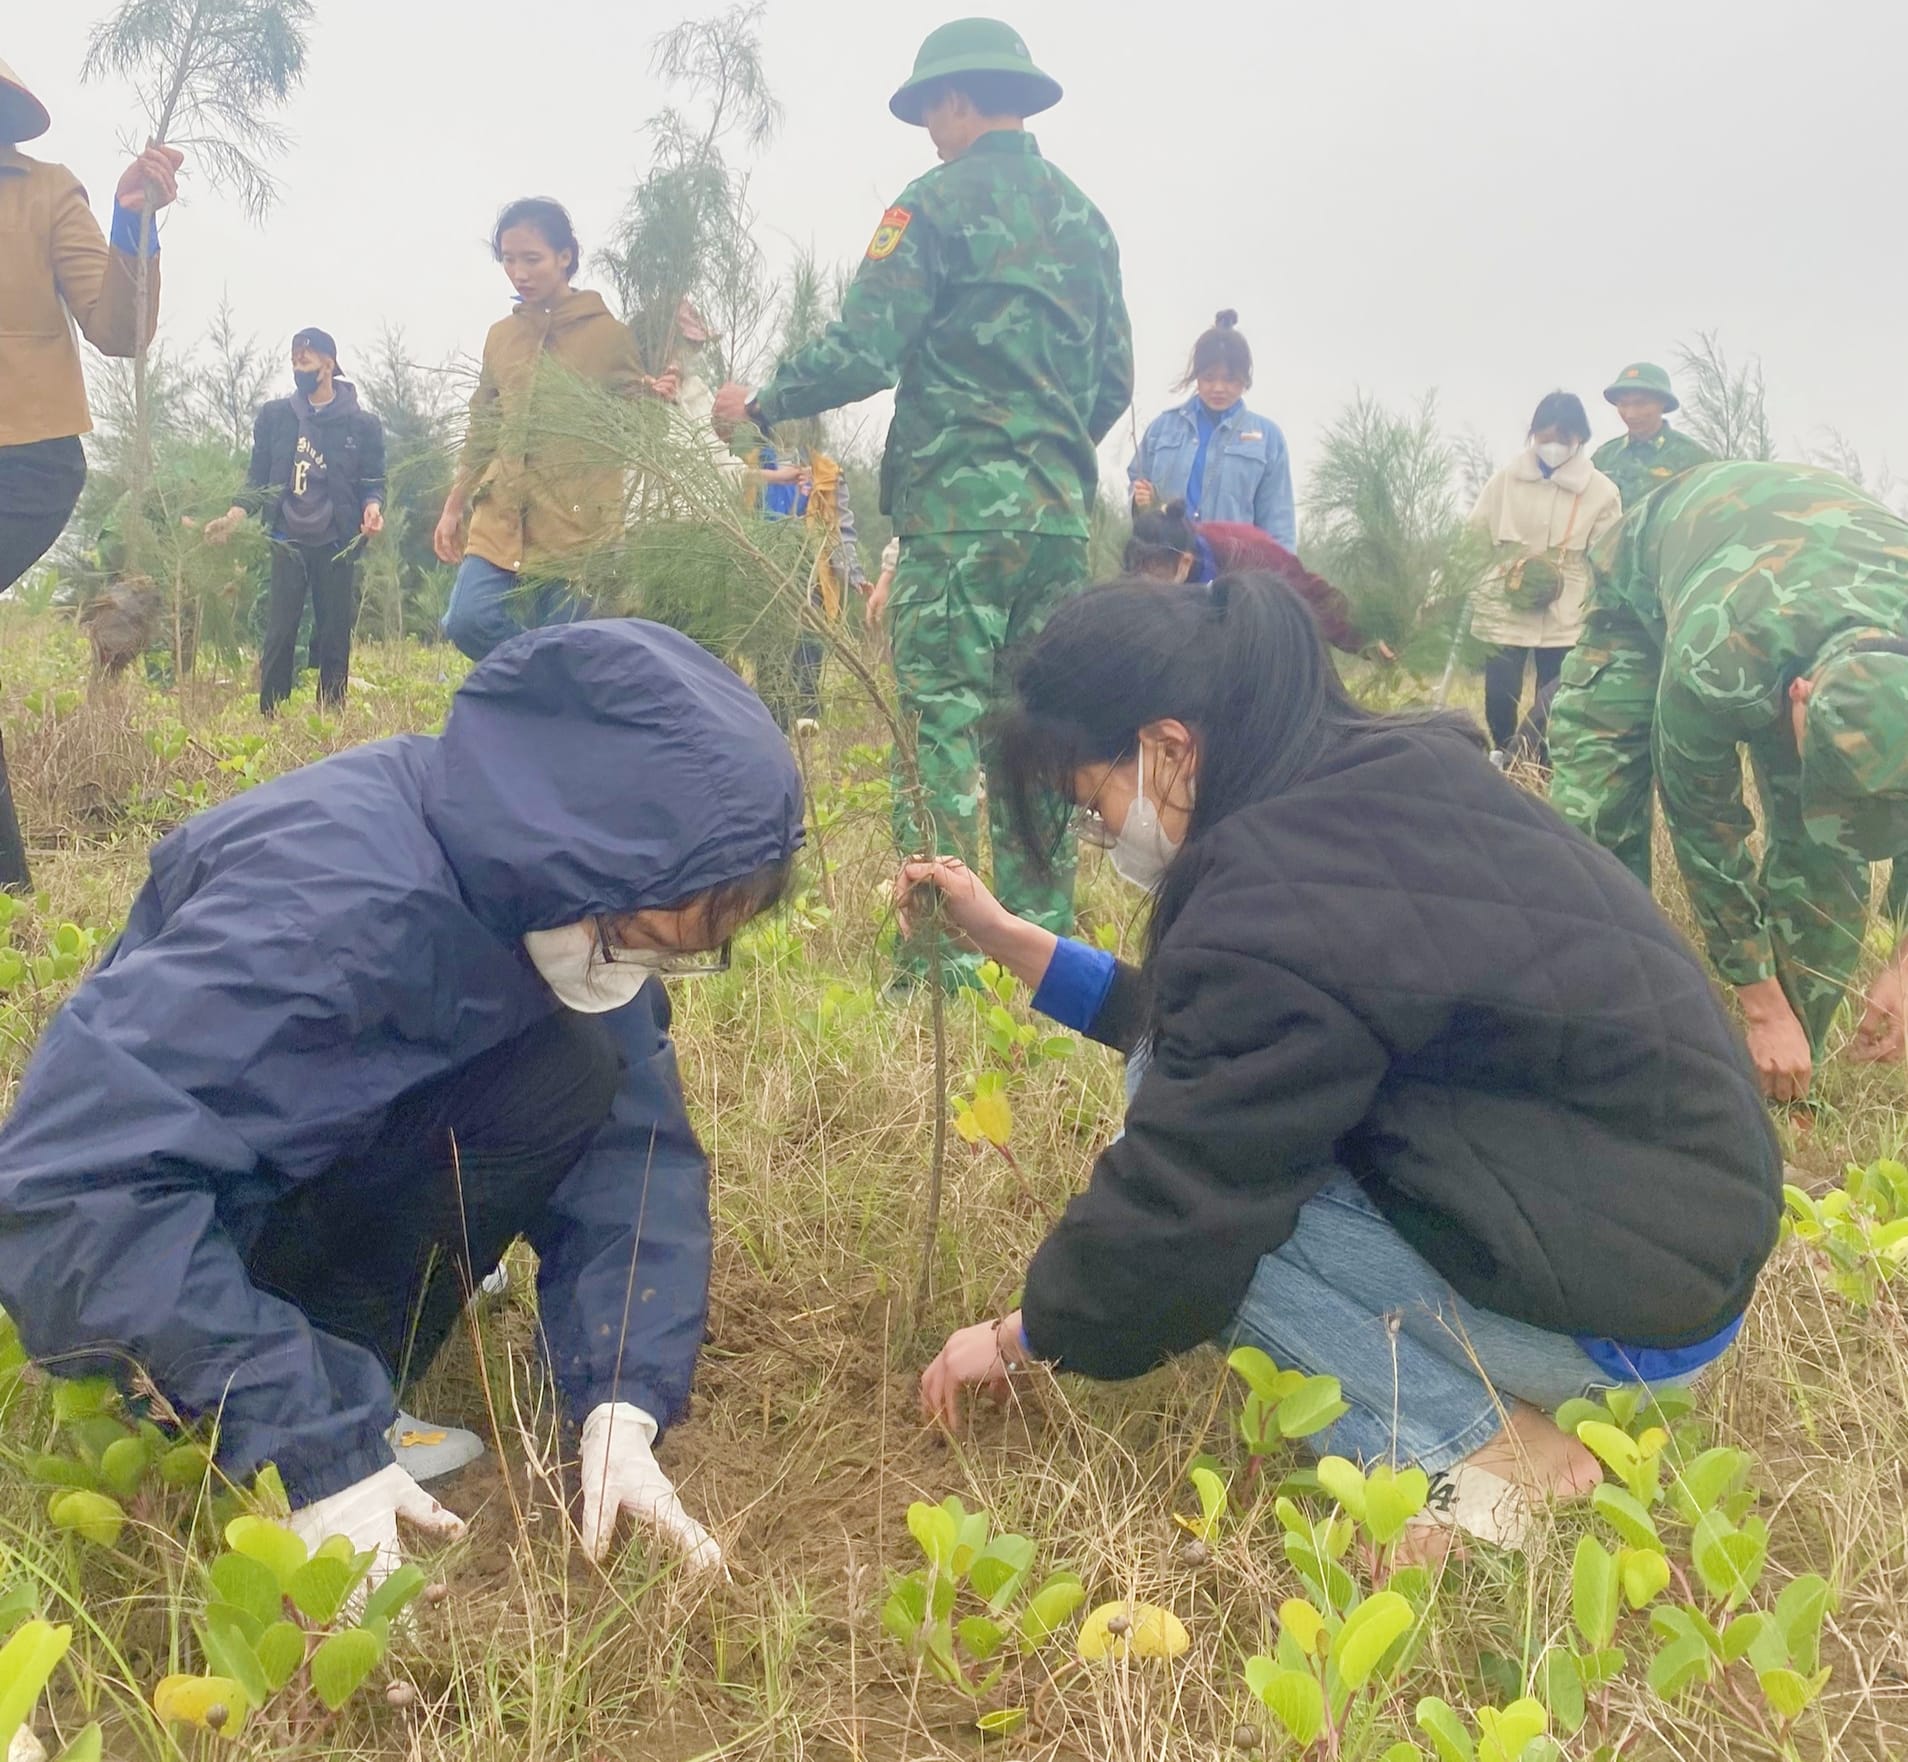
[1068,747,1134,850]
[594,919,732,979]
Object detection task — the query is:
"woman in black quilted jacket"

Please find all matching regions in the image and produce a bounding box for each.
[900,570,1781,1553]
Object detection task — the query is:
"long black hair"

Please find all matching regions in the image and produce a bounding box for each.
[997,573,1481,966]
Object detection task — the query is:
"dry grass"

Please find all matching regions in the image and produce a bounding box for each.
[0,608,1905,1760]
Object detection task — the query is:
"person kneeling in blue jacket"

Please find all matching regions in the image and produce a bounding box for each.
[0,620,802,1582]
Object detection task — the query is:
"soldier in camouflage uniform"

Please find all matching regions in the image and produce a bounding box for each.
[1592,362,1714,510]
[1548,460,1908,1099]
[715,19,1133,975]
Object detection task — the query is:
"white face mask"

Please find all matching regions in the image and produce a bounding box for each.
[1535,440,1579,470]
[523,920,658,1013]
[1110,744,1186,891]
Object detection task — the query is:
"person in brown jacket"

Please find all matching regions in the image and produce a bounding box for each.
[0,56,181,887]
[434,198,677,661]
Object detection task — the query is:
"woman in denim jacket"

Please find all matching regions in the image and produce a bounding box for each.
[1129,311,1295,548]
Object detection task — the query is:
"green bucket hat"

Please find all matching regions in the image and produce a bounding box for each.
[890,18,1063,126]
[1799,633,1908,863]
[1603,362,1679,412]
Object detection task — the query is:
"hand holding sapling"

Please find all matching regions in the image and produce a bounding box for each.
[894,858,1056,989]
[114,143,183,213]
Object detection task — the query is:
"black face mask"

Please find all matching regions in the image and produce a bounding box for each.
[293,369,322,395]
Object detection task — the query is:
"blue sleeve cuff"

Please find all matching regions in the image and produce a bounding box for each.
[1029,938,1118,1035]
[109,203,160,258]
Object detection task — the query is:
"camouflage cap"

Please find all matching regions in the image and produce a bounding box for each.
[890,18,1063,125]
[1800,633,1908,861]
[1604,362,1679,412]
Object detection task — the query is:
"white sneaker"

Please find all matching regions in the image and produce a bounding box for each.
[1489,749,1509,771]
[479,1263,509,1298]
[387,1411,486,1483]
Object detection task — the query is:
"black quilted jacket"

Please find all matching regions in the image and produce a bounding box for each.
[1020,720,1783,1379]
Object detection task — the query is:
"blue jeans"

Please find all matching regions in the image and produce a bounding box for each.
[441,556,588,662]
[1113,1052,1654,1475]
[1227,1175,1630,1473]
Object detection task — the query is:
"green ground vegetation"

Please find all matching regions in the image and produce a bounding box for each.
[0,608,1902,1760]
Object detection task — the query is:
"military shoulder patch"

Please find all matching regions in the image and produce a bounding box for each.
[867,206,912,261]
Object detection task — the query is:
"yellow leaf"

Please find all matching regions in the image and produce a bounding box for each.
[1279,1598,1327,1656]
[1077,1601,1190,1662]
[152,1676,249,1738]
[969,1086,1012,1148]
[952,1106,983,1146]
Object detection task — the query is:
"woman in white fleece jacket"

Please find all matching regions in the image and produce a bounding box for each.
[1469,391,1621,762]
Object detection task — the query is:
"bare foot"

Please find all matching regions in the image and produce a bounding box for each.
[1467,1402,1603,1502]
[1391,1404,1600,1569]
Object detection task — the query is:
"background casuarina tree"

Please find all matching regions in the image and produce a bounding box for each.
[600,2,782,385]
[1675,329,1775,463]
[192,292,271,455]
[80,0,312,566]
[1301,392,1487,684]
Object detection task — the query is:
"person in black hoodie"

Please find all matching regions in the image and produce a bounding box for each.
[206,326,387,714]
[900,570,1781,1553]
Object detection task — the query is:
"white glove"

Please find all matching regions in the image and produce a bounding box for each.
[287,1462,466,1588]
[578,1402,725,1575]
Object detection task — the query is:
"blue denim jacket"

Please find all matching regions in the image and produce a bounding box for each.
[1130,395,1296,547]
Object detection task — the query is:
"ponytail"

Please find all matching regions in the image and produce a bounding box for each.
[1125,498,1200,575]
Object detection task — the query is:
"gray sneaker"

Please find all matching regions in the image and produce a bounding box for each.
[388,1411,485,1483]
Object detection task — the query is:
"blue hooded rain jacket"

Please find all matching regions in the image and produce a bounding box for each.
[0,620,803,1504]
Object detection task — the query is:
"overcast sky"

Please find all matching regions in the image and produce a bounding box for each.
[13,0,1906,496]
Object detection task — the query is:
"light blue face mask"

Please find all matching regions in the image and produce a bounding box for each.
[1109,744,1185,891]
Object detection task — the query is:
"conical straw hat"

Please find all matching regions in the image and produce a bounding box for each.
[0,58,52,145]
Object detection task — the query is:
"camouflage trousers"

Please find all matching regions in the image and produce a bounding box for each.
[888,531,1088,974]
[1550,605,1869,1050]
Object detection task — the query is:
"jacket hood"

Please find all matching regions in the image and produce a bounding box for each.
[512,287,616,333]
[293,380,363,420]
[424,619,804,938]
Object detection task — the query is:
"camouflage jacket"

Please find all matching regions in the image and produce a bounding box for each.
[1591,422,1714,511]
[754,130,1133,537]
[1592,460,1908,983]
